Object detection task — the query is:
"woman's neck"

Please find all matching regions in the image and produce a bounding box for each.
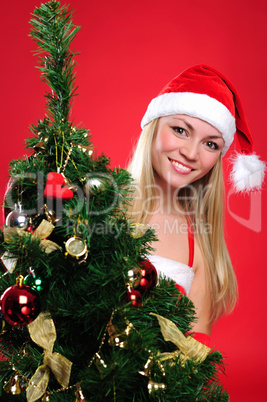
[151,181,184,216]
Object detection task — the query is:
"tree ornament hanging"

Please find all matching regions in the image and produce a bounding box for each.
[0,275,41,326]
[3,369,21,395]
[75,384,86,401]
[24,270,45,293]
[127,266,142,288]
[125,287,142,308]
[0,318,7,336]
[137,260,157,294]
[108,317,134,348]
[5,202,30,230]
[139,356,166,395]
[125,261,157,308]
[41,393,50,401]
[44,171,73,200]
[44,129,77,200]
[129,223,150,238]
[65,236,88,263]
[3,176,37,222]
[1,251,17,273]
[83,175,106,197]
[43,203,61,224]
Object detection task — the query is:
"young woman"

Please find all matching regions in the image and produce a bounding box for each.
[127,64,265,344]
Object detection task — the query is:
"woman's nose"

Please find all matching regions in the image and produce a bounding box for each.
[179,140,199,161]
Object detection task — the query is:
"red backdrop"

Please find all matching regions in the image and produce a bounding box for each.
[1,0,267,399]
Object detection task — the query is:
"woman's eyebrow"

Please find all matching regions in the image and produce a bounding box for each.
[206,135,224,140]
[171,117,194,131]
[183,120,194,131]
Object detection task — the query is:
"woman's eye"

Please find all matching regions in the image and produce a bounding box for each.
[205,141,219,150]
[172,126,186,135]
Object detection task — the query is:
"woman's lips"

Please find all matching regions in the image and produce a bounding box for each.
[169,158,194,174]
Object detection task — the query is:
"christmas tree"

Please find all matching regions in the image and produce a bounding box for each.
[0,1,229,400]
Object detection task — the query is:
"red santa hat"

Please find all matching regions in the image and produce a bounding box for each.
[141,64,265,192]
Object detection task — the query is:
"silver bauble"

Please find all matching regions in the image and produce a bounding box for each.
[83,177,106,197]
[5,203,30,230]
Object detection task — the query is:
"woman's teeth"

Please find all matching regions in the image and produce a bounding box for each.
[170,159,192,172]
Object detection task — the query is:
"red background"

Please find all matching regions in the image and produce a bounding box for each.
[1,0,267,399]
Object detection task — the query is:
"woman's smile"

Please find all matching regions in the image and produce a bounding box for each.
[168,158,194,174]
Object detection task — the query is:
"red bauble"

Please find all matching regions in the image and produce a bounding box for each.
[0,284,41,326]
[137,260,157,294]
[175,284,186,295]
[125,289,142,308]
[44,172,73,200]
[127,266,141,288]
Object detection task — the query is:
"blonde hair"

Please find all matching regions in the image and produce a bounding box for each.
[127,119,237,323]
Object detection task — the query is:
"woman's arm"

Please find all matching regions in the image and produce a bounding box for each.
[188,244,212,336]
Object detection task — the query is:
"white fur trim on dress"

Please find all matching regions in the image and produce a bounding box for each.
[230,153,266,192]
[141,92,236,155]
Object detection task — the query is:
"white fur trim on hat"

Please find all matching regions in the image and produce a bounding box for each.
[141,92,236,155]
[230,153,266,192]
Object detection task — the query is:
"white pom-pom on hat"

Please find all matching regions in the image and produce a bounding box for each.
[231,153,266,192]
[141,64,266,192]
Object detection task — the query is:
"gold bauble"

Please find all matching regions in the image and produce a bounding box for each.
[3,372,21,395]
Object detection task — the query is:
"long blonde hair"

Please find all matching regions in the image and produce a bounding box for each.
[127,119,237,323]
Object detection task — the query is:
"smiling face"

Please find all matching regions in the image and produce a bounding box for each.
[151,115,225,192]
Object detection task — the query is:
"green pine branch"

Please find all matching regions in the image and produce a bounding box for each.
[29,1,80,123]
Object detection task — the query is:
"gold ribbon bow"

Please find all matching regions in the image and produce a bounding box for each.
[26,312,72,402]
[4,219,61,254]
[151,313,211,365]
